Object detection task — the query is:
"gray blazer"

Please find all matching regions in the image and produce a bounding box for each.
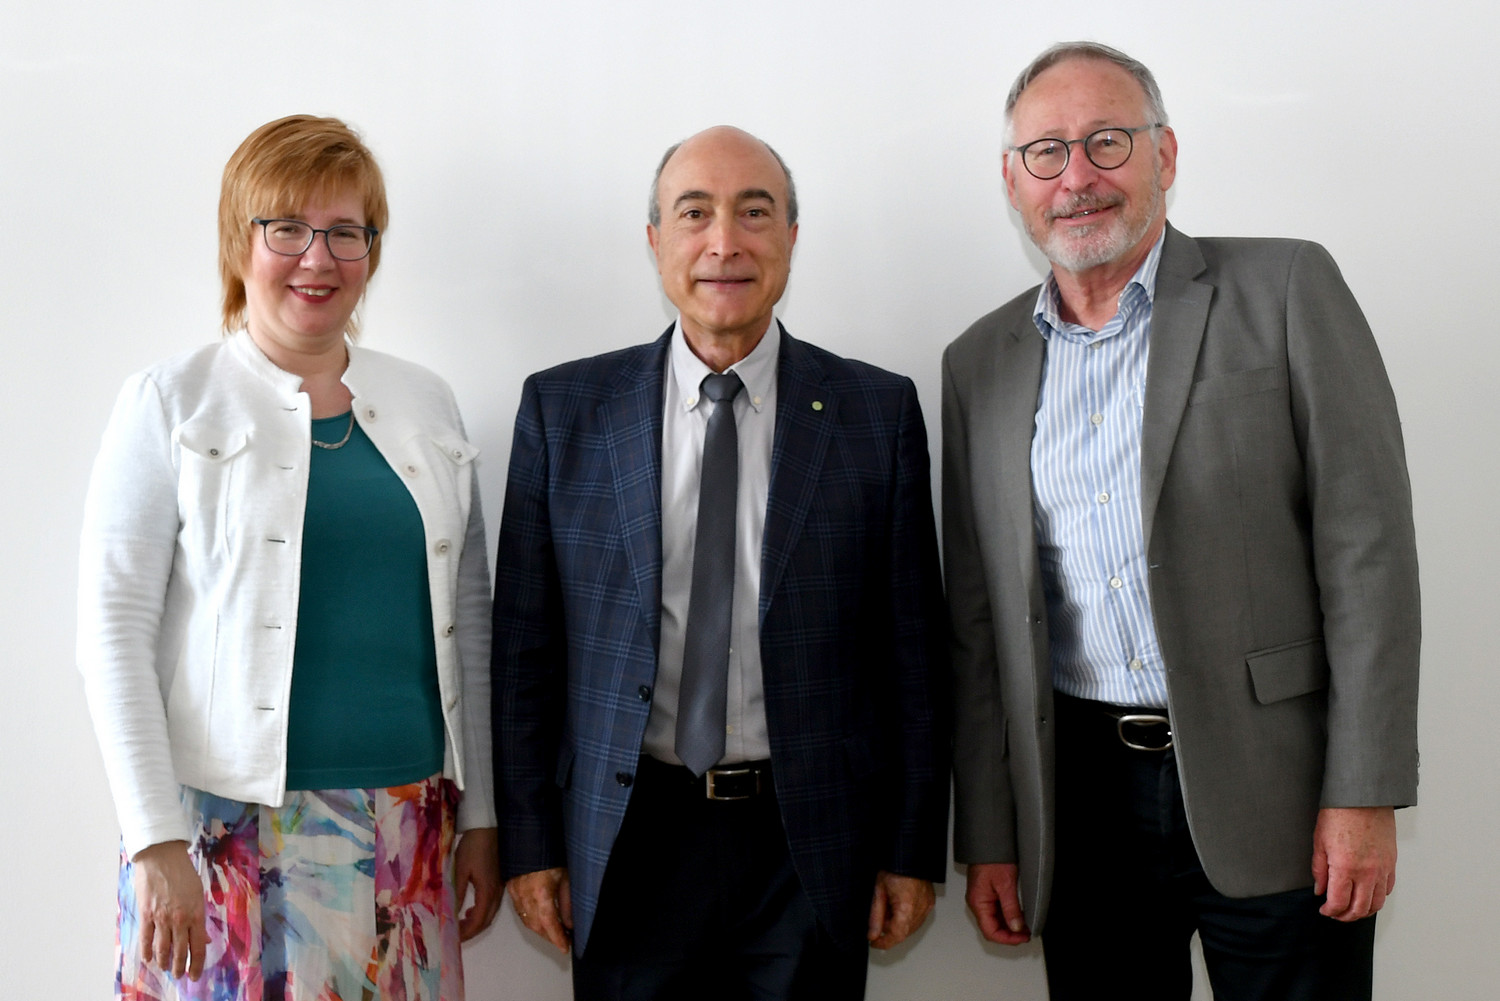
[942,225,1419,933]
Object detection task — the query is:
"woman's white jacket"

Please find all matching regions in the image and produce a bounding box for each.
[78,331,495,857]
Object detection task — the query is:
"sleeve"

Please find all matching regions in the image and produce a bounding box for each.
[76,374,191,857]
[1285,242,1421,807]
[454,458,497,831]
[942,344,1019,864]
[490,376,570,878]
[881,377,952,881]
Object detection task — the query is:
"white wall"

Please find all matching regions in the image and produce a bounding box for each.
[3,2,1493,997]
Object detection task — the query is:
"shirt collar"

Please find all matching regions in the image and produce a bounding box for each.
[1032,228,1167,342]
[669,317,780,413]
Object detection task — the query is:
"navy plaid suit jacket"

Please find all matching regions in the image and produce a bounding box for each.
[492,325,949,955]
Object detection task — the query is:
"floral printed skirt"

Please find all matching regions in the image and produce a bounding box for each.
[116,776,463,1001]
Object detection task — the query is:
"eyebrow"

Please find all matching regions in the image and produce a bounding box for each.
[1026,120,1124,140]
[672,188,778,210]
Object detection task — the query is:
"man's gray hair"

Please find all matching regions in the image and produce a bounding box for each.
[647,134,799,228]
[1003,41,1170,147]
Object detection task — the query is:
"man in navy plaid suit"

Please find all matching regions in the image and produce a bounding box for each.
[491,126,948,999]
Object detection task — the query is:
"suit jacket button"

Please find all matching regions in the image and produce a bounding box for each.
[637,685,652,702]
[616,771,634,787]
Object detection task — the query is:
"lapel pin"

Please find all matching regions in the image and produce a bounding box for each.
[812,401,824,411]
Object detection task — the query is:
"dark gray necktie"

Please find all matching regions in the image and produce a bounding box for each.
[676,371,745,776]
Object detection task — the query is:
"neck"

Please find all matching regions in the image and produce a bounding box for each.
[246,328,352,418]
[681,318,772,373]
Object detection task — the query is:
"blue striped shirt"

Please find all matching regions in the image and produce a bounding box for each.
[1030,233,1169,708]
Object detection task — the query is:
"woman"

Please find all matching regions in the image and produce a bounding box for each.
[77,115,500,1000]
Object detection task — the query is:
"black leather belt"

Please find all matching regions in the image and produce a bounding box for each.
[703,764,769,800]
[1057,693,1173,751]
[1106,708,1173,751]
[640,756,773,800]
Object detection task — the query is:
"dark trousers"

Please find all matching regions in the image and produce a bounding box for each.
[1042,693,1376,1001]
[572,757,868,1001]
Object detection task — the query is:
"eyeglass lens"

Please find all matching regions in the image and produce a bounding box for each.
[1024,129,1135,180]
[261,220,373,261]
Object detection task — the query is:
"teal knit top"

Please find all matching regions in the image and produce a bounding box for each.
[284,413,446,791]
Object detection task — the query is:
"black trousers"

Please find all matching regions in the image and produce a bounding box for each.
[572,757,868,1001]
[1043,693,1376,1001]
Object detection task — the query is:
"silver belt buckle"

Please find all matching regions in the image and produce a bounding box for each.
[704,766,760,800]
[1116,713,1172,751]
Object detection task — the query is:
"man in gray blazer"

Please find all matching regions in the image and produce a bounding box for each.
[943,42,1419,1001]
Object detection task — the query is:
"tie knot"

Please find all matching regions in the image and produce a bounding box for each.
[701,371,744,404]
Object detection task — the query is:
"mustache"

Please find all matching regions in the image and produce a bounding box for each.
[1046,192,1125,221]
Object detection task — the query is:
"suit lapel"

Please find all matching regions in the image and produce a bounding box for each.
[987,311,1046,598]
[1139,226,1212,555]
[600,330,671,649]
[760,327,833,621]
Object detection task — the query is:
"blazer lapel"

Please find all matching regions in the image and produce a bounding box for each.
[987,311,1046,599]
[759,327,833,621]
[600,330,671,650]
[1139,225,1212,555]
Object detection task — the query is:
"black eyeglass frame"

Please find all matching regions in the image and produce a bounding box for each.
[251,217,381,261]
[1008,123,1165,180]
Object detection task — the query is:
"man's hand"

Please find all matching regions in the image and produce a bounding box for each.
[452,828,502,941]
[132,840,208,980]
[507,866,573,952]
[965,862,1031,945]
[1313,806,1397,921]
[867,871,935,949]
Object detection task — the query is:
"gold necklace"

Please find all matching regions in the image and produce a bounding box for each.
[312,411,356,450]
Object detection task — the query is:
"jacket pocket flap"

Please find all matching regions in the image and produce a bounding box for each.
[1187,366,1286,406]
[554,745,576,789]
[433,436,479,465]
[174,424,249,462]
[1246,638,1328,704]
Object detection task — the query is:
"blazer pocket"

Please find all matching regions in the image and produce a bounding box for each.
[432,435,479,467]
[173,421,251,550]
[1246,637,1328,705]
[175,422,251,463]
[1186,366,1286,406]
[554,744,576,790]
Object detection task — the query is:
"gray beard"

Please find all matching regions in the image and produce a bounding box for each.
[1034,174,1162,273]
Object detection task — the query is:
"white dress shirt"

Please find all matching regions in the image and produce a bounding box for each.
[643,320,779,765]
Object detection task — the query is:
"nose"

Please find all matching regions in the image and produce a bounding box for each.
[298,231,337,268]
[704,215,741,258]
[1056,142,1104,190]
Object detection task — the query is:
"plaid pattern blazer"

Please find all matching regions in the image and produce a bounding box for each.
[492,325,949,955]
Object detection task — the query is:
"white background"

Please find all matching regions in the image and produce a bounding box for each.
[3,2,1494,998]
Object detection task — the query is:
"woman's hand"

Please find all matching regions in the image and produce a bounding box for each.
[131,841,207,980]
[452,827,502,941]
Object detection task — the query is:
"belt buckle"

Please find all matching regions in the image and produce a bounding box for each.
[704,766,760,800]
[1116,713,1172,751]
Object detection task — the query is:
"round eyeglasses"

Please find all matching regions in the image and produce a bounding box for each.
[1010,124,1163,180]
[252,218,380,261]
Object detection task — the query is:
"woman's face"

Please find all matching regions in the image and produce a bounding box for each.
[242,190,370,365]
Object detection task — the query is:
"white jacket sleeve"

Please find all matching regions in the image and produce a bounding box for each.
[77,373,190,857]
[454,468,496,831]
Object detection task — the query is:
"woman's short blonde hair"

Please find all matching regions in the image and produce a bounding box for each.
[218,115,389,336]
